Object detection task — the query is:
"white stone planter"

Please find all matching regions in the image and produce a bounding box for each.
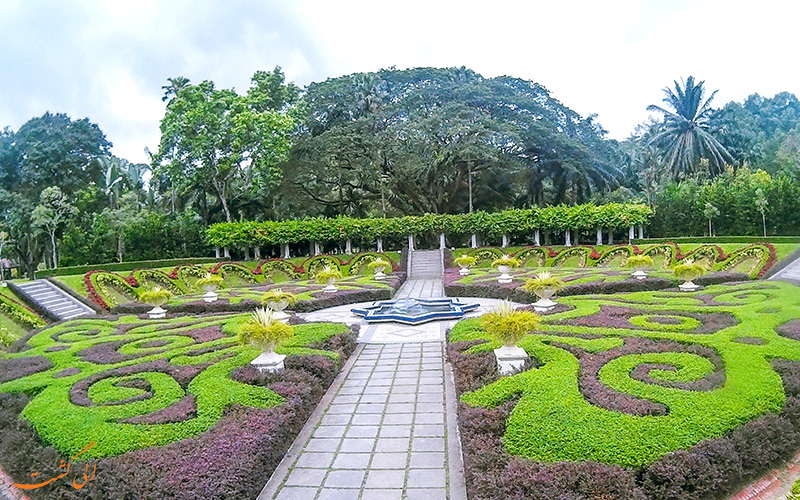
[202,288,219,303]
[494,345,529,375]
[250,350,286,373]
[147,305,166,319]
[497,265,512,284]
[266,299,291,322]
[373,270,386,280]
[532,287,558,312]
[679,280,701,291]
[323,279,338,293]
[458,266,471,276]
[631,269,648,280]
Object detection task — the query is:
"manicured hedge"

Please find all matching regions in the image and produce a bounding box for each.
[448,281,800,499]
[634,236,800,244]
[205,203,653,248]
[35,257,225,279]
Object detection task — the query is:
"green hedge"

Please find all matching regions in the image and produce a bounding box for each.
[634,236,800,244]
[206,203,653,248]
[35,257,225,279]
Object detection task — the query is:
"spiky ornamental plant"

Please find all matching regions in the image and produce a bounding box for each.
[315,265,343,285]
[196,273,225,291]
[523,271,566,296]
[237,308,293,353]
[260,288,297,307]
[454,255,477,268]
[625,254,654,270]
[491,254,521,268]
[673,260,708,282]
[367,257,390,273]
[139,286,172,306]
[480,300,541,347]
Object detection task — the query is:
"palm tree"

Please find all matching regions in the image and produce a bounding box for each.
[647,76,732,180]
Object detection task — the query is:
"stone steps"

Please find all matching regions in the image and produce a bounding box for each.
[410,250,442,279]
[16,280,96,321]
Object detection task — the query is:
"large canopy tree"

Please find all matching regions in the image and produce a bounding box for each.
[647,76,732,180]
[153,68,297,223]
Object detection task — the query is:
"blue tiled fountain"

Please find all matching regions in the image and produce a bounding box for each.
[352,297,479,325]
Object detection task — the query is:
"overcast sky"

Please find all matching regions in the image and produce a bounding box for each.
[1,0,799,164]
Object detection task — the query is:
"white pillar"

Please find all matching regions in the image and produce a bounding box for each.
[215,247,221,258]
[534,229,541,246]
[408,235,415,251]
[638,225,644,239]
[565,231,572,247]
[224,247,230,258]
[439,233,446,249]
[471,234,478,248]
[345,239,352,254]
[629,226,635,242]
[608,230,614,245]
[254,246,261,260]
[282,243,290,259]
[244,247,251,260]
[501,234,508,247]
[596,228,603,246]
[314,242,322,256]
[573,229,579,245]
[376,238,384,253]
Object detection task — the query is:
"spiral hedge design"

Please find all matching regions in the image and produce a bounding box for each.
[0,315,349,458]
[449,281,800,467]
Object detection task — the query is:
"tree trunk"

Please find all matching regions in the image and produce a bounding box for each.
[117,234,124,263]
[762,213,767,237]
[50,230,58,268]
[708,219,712,237]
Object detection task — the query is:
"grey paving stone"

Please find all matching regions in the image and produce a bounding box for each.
[413,424,445,437]
[360,393,388,403]
[390,385,418,394]
[364,385,390,394]
[285,468,326,487]
[345,425,379,438]
[332,395,360,404]
[339,438,375,453]
[275,486,319,500]
[320,414,351,426]
[408,468,447,487]
[370,378,393,386]
[374,364,398,372]
[421,363,440,370]
[379,425,411,438]
[295,452,335,468]
[416,393,443,403]
[351,414,382,426]
[411,437,445,452]
[360,489,403,500]
[328,403,358,414]
[388,393,416,403]
[305,438,341,452]
[405,487,447,500]
[417,385,443,394]
[338,386,365,395]
[374,437,410,452]
[394,376,420,385]
[317,488,361,500]
[382,413,414,425]
[420,369,442,376]
[414,413,444,425]
[332,452,372,469]
[385,402,415,414]
[420,376,444,384]
[323,469,366,488]
[348,372,371,379]
[370,452,408,469]
[356,403,386,413]
[364,469,406,489]
[370,371,394,379]
[315,425,348,438]
[408,452,445,469]
[415,402,444,413]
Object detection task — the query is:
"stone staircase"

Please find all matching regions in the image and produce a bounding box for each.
[16,280,96,321]
[409,249,443,278]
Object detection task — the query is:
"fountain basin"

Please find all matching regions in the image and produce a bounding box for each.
[352,298,479,325]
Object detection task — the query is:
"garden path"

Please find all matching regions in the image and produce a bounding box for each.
[769,256,800,285]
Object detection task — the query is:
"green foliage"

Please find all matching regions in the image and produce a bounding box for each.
[237,308,293,351]
[367,257,389,272]
[479,301,541,347]
[0,326,18,347]
[139,286,172,306]
[196,273,225,290]
[315,265,342,284]
[260,288,297,306]
[789,478,800,500]
[625,254,654,269]
[0,292,45,329]
[523,271,566,295]
[492,254,521,268]
[454,255,477,268]
[0,314,349,458]
[450,281,800,467]
[205,203,653,248]
[673,260,708,281]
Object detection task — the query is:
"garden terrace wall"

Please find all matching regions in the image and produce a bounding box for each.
[205,203,653,250]
[35,257,225,279]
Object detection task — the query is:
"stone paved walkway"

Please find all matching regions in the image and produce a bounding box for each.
[770,256,800,285]
[258,342,466,500]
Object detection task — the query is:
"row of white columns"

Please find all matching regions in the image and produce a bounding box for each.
[214,225,645,259]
